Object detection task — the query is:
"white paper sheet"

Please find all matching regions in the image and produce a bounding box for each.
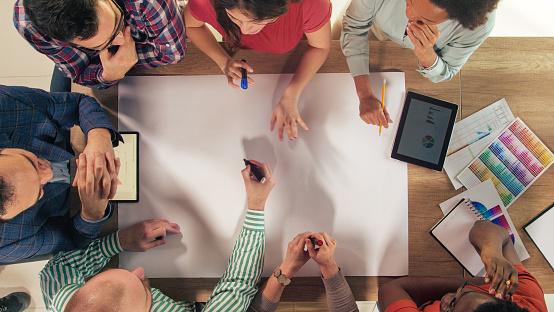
[117,72,408,277]
[444,99,515,189]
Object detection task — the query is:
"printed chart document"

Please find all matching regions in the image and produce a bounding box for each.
[439,179,529,271]
[457,118,554,208]
[444,99,515,189]
[117,72,408,278]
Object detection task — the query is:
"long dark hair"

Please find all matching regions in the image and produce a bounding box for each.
[213,0,301,51]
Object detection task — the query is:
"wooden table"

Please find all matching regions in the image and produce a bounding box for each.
[72,38,554,307]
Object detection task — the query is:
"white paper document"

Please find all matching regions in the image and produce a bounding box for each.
[444,99,515,189]
[117,72,408,277]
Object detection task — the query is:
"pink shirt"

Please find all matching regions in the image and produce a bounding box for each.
[189,0,331,53]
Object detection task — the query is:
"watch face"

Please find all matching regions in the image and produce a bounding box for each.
[273,267,281,278]
[277,275,286,283]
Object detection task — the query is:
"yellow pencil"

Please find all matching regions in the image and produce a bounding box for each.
[379,79,386,136]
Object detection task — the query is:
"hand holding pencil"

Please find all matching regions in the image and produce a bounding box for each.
[354,75,393,128]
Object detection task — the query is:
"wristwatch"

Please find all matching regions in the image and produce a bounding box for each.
[273,266,291,286]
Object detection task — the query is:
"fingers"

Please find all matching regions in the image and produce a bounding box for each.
[93,151,105,195]
[227,76,240,89]
[86,152,96,196]
[383,106,393,124]
[106,153,118,199]
[78,154,87,191]
[376,109,389,129]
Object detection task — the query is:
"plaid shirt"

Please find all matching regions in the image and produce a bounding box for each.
[0,85,123,263]
[13,0,186,90]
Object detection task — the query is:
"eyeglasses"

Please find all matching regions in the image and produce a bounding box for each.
[445,282,490,312]
[70,0,125,56]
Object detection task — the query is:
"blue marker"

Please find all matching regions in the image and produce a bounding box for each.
[241,59,248,90]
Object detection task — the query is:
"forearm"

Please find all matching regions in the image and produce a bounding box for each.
[469,220,510,258]
[283,44,330,100]
[322,269,358,312]
[353,75,375,97]
[203,211,265,311]
[186,26,232,70]
[73,203,114,245]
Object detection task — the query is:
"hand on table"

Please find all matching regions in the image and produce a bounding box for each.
[119,219,181,252]
[100,27,138,82]
[222,59,254,89]
[279,232,313,277]
[270,94,308,141]
[481,251,519,299]
[307,232,339,278]
[406,21,440,68]
[241,159,275,211]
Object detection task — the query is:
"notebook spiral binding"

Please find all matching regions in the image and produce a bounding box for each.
[464,198,486,220]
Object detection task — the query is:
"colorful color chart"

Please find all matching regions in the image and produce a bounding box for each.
[472,201,503,220]
[457,118,554,207]
[490,215,515,243]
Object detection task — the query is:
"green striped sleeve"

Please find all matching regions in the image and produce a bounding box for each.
[202,211,265,312]
[243,210,264,231]
[39,233,122,311]
[151,288,195,312]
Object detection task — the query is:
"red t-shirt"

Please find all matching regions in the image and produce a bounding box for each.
[385,266,547,312]
[188,0,331,53]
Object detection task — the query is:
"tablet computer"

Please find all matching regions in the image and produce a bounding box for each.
[391,92,458,171]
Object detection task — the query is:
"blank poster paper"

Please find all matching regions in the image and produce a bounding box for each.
[117,72,408,277]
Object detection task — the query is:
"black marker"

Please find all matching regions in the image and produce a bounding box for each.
[310,238,323,248]
[243,159,265,183]
[155,236,163,241]
[241,59,248,90]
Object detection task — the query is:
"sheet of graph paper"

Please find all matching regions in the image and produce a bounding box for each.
[444,99,515,189]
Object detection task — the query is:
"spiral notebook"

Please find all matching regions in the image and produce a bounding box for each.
[430,198,490,276]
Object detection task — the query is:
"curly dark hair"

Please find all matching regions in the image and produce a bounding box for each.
[474,298,531,312]
[429,0,499,30]
[213,0,302,51]
[0,175,14,225]
[23,0,100,42]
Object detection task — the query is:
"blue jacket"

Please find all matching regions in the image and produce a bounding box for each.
[0,85,122,263]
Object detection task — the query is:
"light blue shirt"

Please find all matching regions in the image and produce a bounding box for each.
[49,160,70,184]
[340,0,495,82]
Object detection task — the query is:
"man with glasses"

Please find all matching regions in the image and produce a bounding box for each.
[14,0,186,89]
[378,220,547,312]
[0,85,122,263]
[40,161,275,312]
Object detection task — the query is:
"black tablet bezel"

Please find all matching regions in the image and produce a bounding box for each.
[391,91,458,171]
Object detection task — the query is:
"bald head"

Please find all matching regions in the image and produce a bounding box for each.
[64,268,152,312]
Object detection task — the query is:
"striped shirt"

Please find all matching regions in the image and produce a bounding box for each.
[39,210,265,312]
[13,0,186,89]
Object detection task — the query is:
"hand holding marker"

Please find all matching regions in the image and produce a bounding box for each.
[310,237,323,249]
[244,159,266,183]
[241,59,248,90]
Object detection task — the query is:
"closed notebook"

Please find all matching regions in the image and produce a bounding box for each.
[430,198,487,276]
